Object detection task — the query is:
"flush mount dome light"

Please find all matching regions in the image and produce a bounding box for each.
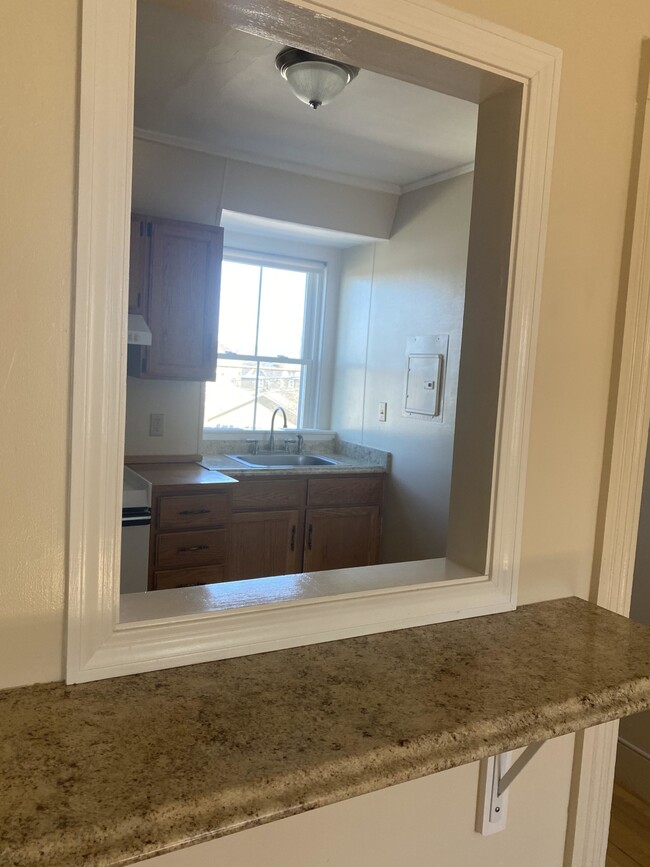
[275,48,359,110]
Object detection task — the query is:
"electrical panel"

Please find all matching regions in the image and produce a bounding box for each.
[403,335,448,421]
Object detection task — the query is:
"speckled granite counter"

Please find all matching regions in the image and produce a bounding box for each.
[199,435,391,476]
[198,452,387,476]
[2,597,650,866]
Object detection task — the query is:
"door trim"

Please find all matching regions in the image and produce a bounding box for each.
[564,56,650,867]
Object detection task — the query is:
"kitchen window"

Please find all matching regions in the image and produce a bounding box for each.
[204,251,325,431]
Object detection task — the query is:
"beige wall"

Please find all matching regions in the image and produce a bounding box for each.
[331,173,473,562]
[6,0,646,679]
[0,0,78,688]
[3,0,650,864]
[150,735,575,866]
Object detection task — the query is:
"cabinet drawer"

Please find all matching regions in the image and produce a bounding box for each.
[156,529,226,569]
[158,493,230,530]
[154,564,225,590]
[232,479,306,511]
[307,476,384,508]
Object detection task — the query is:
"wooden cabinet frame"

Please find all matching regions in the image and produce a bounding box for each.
[128,215,223,381]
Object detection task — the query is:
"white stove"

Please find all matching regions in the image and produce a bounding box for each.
[122,466,151,509]
[121,467,152,594]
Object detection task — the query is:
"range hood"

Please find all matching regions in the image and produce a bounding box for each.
[127,314,152,346]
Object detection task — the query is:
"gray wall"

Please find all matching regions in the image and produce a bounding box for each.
[331,172,473,563]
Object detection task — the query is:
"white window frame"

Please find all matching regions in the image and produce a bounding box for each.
[67,0,561,685]
[204,248,326,432]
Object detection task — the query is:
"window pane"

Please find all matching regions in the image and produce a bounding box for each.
[217,261,260,356]
[205,360,302,430]
[256,362,302,429]
[204,359,257,430]
[257,267,307,358]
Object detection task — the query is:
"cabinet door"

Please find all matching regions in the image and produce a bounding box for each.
[303,506,380,572]
[228,510,301,581]
[129,214,150,314]
[144,219,223,381]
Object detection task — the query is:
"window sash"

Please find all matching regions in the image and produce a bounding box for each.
[206,253,325,430]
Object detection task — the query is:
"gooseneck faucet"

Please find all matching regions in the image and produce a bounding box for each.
[268,406,288,451]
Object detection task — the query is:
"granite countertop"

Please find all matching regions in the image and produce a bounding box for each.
[2,597,650,866]
[198,452,387,476]
[199,436,391,477]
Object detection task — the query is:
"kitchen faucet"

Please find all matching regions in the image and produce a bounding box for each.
[267,406,288,451]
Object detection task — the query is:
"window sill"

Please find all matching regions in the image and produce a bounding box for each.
[119,558,478,623]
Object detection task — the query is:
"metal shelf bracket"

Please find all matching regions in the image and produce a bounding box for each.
[476,741,546,835]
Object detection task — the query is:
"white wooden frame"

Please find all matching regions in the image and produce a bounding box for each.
[564,69,650,867]
[67,0,561,684]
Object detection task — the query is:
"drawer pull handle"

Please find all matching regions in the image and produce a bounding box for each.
[307,524,313,551]
[177,544,209,553]
[179,509,210,516]
[290,525,296,551]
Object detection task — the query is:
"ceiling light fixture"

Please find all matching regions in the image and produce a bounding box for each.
[275,48,359,110]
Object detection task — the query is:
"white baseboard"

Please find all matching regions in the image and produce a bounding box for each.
[615,738,650,803]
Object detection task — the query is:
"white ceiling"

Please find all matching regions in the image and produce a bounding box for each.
[135,0,478,191]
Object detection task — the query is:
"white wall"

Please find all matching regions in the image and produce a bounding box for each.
[331,172,473,561]
[128,141,348,455]
[133,138,399,238]
[124,379,203,457]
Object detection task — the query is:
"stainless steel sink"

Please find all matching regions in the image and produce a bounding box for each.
[227,454,340,468]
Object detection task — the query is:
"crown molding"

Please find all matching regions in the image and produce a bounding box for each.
[133,127,402,196]
[400,162,475,194]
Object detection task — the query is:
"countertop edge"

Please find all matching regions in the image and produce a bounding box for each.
[4,598,650,866]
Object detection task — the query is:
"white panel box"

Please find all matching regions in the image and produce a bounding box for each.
[403,335,448,421]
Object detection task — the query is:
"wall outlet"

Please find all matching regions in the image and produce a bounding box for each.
[149,413,164,437]
[378,402,387,422]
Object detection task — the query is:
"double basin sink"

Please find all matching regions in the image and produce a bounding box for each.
[226,453,340,469]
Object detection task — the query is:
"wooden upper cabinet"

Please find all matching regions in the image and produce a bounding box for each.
[129,216,223,381]
[128,214,150,315]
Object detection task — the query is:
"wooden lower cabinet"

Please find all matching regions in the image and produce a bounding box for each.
[227,510,302,581]
[303,506,381,572]
[154,564,225,590]
[156,528,227,570]
[228,474,384,581]
[149,488,231,591]
[147,473,385,589]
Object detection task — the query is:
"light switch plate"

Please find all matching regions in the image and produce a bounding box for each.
[149,413,164,437]
[378,402,387,422]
